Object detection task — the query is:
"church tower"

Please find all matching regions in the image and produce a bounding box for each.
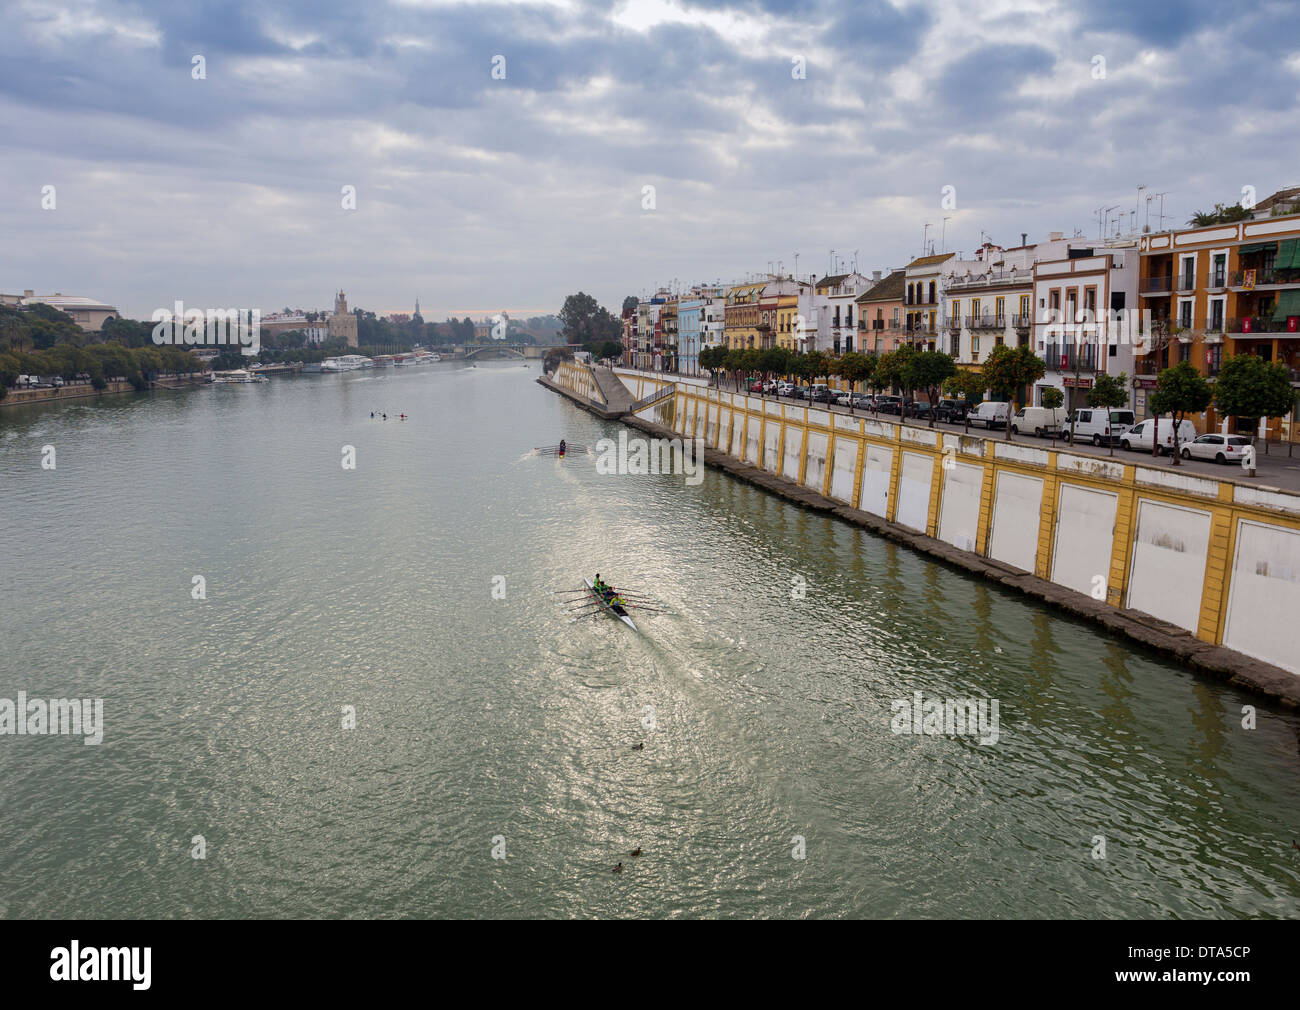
[328,288,358,347]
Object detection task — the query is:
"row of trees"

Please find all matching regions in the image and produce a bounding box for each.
[695,343,1298,461]
[0,343,205,399]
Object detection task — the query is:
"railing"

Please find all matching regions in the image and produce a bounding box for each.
[1176,273,1197,292]
[1231,269,1300,287]
[943,271,1025,290]
[1141,275,1173,294]
[1044,344,1099,372]
[966,314,1007,329]
[1207,271,1228,289]
[1227,316,1295,334]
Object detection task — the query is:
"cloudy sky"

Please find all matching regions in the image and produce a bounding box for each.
[2,0,1297,322]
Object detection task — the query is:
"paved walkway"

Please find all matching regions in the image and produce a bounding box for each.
[590,365,635,413]
[673,372,1300,493]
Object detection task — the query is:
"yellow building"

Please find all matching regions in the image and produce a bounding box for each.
[724,282,763,350]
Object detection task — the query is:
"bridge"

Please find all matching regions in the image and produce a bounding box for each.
[456,343,561,360]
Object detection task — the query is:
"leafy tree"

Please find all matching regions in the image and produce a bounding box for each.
[982,344,1045,440]
[1040,386,1064,409]
[622,295,639,314]
[1084,371,1129,456]
[1187,202,1253,227]
[1212,353,1297,440]
[838,351,875,399]
[943,369,986,432]
[904,350,957,427]
[1148,361,1212,464]
[559,292,621,346]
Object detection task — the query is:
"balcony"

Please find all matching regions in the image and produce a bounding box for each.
[1140,275,1173,295]
[1175,274,1196,294]
[1230,269,1300,289]
[1206,270,1228,291]
[1227,316,1299,335]
[1044,344,1099,372]
[967,313,1007,329]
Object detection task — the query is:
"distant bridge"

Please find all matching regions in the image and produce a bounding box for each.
[456,344,559,360]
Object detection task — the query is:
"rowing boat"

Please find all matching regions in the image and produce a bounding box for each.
[583,578,637,631]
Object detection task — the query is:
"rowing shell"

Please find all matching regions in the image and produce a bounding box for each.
[583,578,637,631]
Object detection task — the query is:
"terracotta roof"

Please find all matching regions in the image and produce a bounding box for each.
[855,269,905,302]
[814,273,850,287]
[905,252,955,269]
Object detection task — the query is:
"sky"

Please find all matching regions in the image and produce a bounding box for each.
[2,0,1298,322]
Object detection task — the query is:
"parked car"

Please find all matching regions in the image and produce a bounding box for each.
[1181,433,1254,463]
[1011,406,1067,438]
[809,384,833,403]
[1119,418,1198,455]
[934,398,970,423]
[1062,408,1135,446]
[775,380,794,396]
[874,395,906,415]
[834,391,854,406]
[909,400,934,420]
[762,378,780,394]
[850,393,875,410]
[747,379,764,393]
[970,400,1011,429]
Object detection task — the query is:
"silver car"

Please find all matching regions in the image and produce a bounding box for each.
[1180,433,1253,463]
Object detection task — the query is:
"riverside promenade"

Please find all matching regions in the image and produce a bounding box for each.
[538,363,1300,708]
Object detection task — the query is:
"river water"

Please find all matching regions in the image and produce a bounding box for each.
[1,360,1298,919]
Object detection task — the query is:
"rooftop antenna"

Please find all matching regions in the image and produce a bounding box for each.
[922,223,932,259]
[853,249,860,274]
[940,220,949,254]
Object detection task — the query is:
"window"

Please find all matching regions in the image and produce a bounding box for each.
[1210,298,1225,331]
[1211,254,1226,287]
[1179,254,1196,289]
[928,281,936,304]
[951,299,960,323]
[1179,342,1190,363]
[995,296,1005,321]
[972,298,981,321]
[1066,291,1077,323]
[1178,300,1193,328]
[892,308,899,325]
[1049,289,1061,312]
[1020,295,1031,320]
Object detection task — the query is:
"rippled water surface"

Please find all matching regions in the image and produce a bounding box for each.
[1,361,1298,918]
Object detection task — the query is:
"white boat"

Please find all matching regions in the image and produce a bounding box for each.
[212,369,267,384]
[321,354,373,372]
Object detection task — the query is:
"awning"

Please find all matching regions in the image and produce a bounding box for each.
[1276,238,1299,271]
[1238,241,1277,255]
[1273,289,1300,321]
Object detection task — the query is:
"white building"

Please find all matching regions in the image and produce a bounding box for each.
[1032,241,1140,412]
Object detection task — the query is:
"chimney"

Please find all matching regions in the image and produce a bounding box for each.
[1048,231,1064,242]
[872,270,881,281]
[23,289,33,298]
[1021,233,1027,246]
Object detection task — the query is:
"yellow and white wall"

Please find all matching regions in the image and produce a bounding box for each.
[614,369,1300,678]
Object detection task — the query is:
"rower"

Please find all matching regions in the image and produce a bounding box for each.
[559,438,566,455]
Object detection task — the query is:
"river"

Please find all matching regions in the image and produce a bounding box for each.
[1,360,1297,918]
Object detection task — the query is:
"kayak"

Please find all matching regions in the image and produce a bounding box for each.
[583,578,637,631]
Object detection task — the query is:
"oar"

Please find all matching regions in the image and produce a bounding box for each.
[568,609,609,623]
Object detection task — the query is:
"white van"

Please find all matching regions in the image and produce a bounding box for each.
[1119,418,1199,456]
[970,401,1010,429]
[1063,407,1135,446]
[1011,406,1066,438]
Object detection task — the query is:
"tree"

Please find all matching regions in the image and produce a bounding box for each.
[1040,386,1064,409]
[982,344,1046,440]
[1212,353,1298,445]
[621,295,639,314]
[1086,371,1129,456]
[559,293,621,347]
[943,369,986,432]
[904,351,957,427]
[1187,202,1252,227]
[542,346,574,375]
[838,351,875,409]
[804,350,829,392]
[1148,362,1212,465]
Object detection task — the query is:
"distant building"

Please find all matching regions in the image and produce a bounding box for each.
[328,290,358,347]
[6,290,119,331]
